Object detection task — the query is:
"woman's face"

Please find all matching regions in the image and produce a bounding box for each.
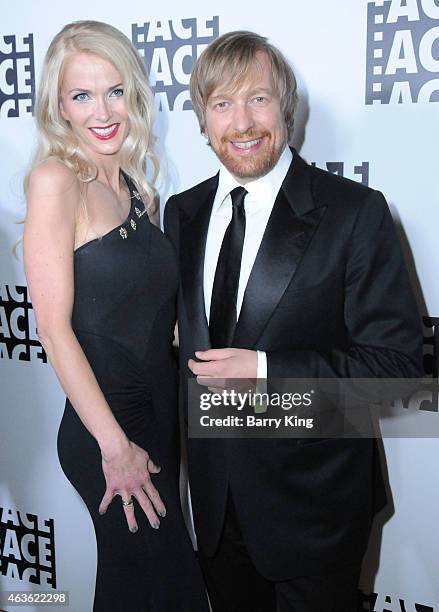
[59,52,129,161]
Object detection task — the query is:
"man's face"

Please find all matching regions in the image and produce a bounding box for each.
[204,51,287,183]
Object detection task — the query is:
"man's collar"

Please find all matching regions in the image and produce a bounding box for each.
[213,145,293,212]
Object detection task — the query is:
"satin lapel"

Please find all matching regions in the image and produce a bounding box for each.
[233,154,326,349]
[180,186,216,352]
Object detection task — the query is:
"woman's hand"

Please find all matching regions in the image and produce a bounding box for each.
[99,440,166,532]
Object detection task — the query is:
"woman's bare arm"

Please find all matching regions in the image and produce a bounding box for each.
[24,159,166,530]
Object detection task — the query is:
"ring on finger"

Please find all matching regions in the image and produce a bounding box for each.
[122,498,134,507]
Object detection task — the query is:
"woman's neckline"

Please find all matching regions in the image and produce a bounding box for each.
[73,172,139,255]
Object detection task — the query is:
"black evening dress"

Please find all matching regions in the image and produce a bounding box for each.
[57,175,208,612]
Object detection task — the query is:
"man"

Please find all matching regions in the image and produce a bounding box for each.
[164,31,422,611]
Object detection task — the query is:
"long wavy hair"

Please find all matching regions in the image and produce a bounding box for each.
[25,20,158,216]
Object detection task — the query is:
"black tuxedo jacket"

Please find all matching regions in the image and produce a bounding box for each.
[164,149,422,580]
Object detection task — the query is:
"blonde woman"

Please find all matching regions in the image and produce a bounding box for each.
[23,21,208,611]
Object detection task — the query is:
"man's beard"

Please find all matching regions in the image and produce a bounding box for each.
[211,129,285,180]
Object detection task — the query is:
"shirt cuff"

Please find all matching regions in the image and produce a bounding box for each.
[255,351,268,413]
[256,350,267,380]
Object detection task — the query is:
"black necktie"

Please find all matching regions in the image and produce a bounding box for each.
[209,186,247,348]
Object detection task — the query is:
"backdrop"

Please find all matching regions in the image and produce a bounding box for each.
[1,1,438,610]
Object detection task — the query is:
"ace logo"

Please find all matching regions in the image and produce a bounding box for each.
[389,316,439,413]
[366,0,439,104]
[0,34,35,117]
[422,315,439,377]
[0,507,56,587]
[0,284,46,363]
[132,17,219,112]
[359,591,434,611]
[310,161,370,186]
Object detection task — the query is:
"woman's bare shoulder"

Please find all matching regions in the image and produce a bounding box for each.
[28,158,80,200]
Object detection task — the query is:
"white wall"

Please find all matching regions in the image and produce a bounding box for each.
[1,1,438,610]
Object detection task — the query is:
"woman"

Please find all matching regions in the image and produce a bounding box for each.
[23,20,208,611]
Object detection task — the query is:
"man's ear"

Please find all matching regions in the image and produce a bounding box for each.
[202,129,210,145]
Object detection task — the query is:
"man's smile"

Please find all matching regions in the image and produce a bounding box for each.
[230,137,264,153]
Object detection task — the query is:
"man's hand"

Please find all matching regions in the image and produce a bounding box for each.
[188,348,258,390]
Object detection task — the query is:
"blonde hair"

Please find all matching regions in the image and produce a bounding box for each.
[190,30,298,139]
[25,20,158,215]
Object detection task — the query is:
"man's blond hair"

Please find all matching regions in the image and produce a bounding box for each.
[190,30,298,139]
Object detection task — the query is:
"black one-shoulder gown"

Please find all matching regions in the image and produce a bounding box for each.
[57,176,208,611]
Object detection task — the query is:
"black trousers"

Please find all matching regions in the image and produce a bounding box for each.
[198,494,361,612]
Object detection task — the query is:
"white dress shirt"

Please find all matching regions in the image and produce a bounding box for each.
[203,146,293,378]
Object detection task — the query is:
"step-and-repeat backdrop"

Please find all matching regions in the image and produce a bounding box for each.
[1,1,438,610]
